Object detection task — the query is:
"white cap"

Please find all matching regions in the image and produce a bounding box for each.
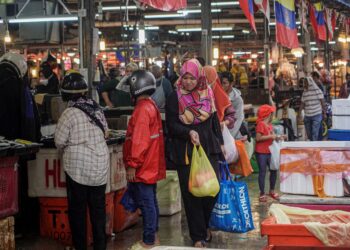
[0,52,27,77]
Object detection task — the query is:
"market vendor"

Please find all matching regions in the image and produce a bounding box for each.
[100,67,133,108]
[36,54,59,95]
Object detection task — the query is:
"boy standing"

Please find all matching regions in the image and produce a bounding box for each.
[123,70,166,249]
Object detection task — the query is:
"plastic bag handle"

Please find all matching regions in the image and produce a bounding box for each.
[219,161,234,182]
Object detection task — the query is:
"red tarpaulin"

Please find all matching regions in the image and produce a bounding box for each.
[139,0,187,11]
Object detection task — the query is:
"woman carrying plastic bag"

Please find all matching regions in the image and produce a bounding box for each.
[189,145,220,197]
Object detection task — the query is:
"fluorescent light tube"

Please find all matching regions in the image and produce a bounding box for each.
[212,36,220,39]
[177,9,221,14]
[9,16,78,23]
[213,27,232,31]
[102,6,137,11]
[177,27,232,32]
[139,29,145,44]
[311,47,319,51]
[211,1,239,6]
[222,35,234,38]
[145,13,185,19]
[242,29,250,34]
[310,42,316,45]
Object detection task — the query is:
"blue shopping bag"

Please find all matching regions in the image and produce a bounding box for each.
[209,162,254,233]
[120,185,138,213]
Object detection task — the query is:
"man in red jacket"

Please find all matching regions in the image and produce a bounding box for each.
[123,70,166,249]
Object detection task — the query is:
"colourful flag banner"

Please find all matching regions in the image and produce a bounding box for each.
[138,0,187,11]
[297,0,309,33]
[239,0,257,33]
[274,0,299,49]
[309,2,327,41]
[254,0,270,32]
[325,8,337,40]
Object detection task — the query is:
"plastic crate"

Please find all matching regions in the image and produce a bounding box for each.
[261,216,349,249]
[328,129,350,141]
[0,157,18,219]
[39,192,114,246]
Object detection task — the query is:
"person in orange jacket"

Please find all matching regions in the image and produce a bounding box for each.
[123,70,166,250]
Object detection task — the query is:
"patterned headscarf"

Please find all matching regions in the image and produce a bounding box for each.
[177,59,215,125]
[203,66,231,122]
[68,97,108,135]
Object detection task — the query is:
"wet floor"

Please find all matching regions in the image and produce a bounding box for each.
[16,173,279,250]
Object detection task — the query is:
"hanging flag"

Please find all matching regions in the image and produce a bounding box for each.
[138,0,187,11]
[254,0,270,22]
[274,0,299,49]
[239,0,257,33]
[298,0,309,33]
[309,2,327,41]
[325,8,337,40]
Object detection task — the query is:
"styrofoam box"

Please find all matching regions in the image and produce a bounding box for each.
[332,99,350,115]
[332,115,350,130]
[280,173,314,195]
[156,171,182,216]
[28,148,111,197]
[280,172,344,197]
[281,141,350,148]
[110,145,127,191]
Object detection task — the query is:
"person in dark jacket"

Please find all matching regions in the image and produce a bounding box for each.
[165,59,224,248]
[0,52,41,142]
[36,54,59,94]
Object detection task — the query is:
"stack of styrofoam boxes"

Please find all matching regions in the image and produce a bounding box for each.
[332,99,350,130]
[27,143,129,246]
[280,141,350,197]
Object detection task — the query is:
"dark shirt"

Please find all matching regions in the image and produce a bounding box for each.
[165,91,224,165]
[100,78,132,107]
[36,73,59,95]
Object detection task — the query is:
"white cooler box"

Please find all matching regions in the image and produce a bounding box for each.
[279,141,350,197]
[332,115,350,130]
[156,171,182,216]
[28,148,112,197]
[332,99,350,130]
[280,172,344,197]
[332,99,350,116]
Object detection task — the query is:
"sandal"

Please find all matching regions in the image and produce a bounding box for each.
[205,229,212,243]
[259,195,267,202]
[269,192,280,200]
[193,241,207,248]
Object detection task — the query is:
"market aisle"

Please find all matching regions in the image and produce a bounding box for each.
[17,173,277,250]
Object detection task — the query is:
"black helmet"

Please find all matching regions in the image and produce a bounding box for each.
[128,70,156,97]
[61,72,88,102]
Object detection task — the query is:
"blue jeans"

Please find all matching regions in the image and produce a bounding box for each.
[128,182,159,245]
[256,153,277,196]
[304,114,323,141]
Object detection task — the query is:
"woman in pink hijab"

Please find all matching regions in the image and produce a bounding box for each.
[165,59,224,247]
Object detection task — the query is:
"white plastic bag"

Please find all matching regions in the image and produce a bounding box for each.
[269,141,282,170]
[222,125,238,164]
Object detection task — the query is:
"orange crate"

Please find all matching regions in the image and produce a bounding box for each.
[261,216,349,249]
[113,188,139,233]
[40,192,114,246]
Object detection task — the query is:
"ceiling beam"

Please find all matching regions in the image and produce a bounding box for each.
[96,18,265,28]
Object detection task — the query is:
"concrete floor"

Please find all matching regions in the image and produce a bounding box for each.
[16,173,279,250]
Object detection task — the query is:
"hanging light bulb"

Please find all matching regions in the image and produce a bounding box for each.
[4,29,11,43]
